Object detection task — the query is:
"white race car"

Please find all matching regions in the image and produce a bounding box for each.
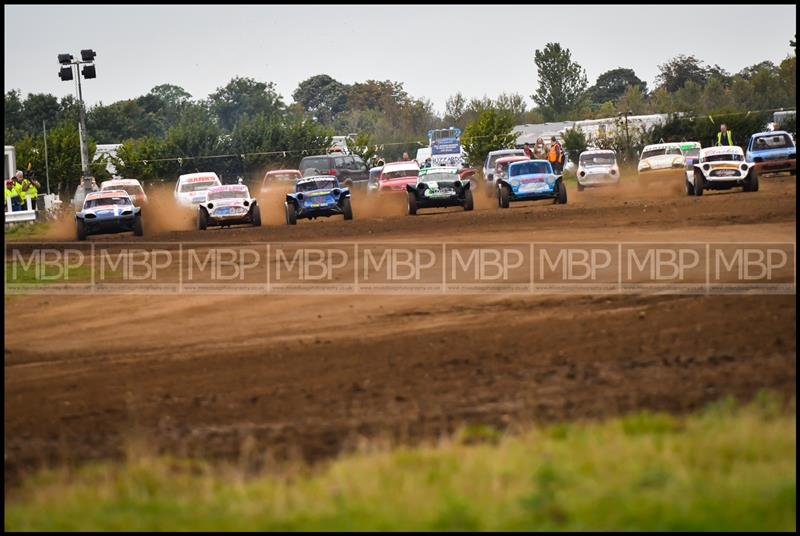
[576,149,620,191]
[174,172,222,208]
[686,146,758,196]
[637,143,685,183]
[197,184,261,229]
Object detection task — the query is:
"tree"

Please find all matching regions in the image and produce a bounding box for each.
[208,77,285,131]
[616,85,649,115]
[5,90,24,142]
[655,54,710,93]
[346,132,379,167]
[495,92,528,123]
[292,74,348,124]
[461,108,517,168]
[588,68,647,104]
[532,43,588,121]
[561,125,587,172]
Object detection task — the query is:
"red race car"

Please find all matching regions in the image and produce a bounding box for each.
[376,161,420,194]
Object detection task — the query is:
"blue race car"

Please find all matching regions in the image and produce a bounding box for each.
[284,176,353,225]
[496,159,567,208]
[76,189,143,240]
[745,130,796,177]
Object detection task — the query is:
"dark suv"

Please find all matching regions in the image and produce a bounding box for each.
[299,154,369,189]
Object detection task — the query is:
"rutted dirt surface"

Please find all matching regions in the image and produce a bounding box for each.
[4,177,797,490]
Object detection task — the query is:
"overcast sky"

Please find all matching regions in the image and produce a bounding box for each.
[4,4,797,115]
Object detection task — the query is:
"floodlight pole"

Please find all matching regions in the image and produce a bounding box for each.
[74,65,91,188]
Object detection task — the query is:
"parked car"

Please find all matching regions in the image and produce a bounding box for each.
[284,176,353,225]
[298,154,369,189]
[261,169,301,195]
[576,149,620,191]
[496,159,567,208]
[197,184,261,229]
[406,166,473,215]
[687,146,758,196]
[637,143,685,183]
[174,172,222,207]
[100,178,148,206]
[75,189,143,240]
[376,161,420,195]
[745,131,796,176]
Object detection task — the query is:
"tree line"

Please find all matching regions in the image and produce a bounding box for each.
[5,35,795,194]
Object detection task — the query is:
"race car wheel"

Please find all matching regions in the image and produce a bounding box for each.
[198,208,208,230]
[685,178,695,196]
[463,189,474,211]
[743,169,759,192]
[407,192,418,215]
[76,218,87,241]
[555,180,568,204]
[499,185,510,208]
[693,170,704,196]
[133,214,144,236]
[285,203,297,225]
[342,197,353,220]
[251,205,262,226]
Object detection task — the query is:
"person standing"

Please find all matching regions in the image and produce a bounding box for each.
[5,179,20,212]
[401,152,410,161]
[533,137,547,160]
[548,137,564,173]
[716,123,734,146]
[523,142,533,159]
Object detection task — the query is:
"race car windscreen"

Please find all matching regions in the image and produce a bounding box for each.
[84,196,131,209]
[180,181,217,193]
[419,172,458,183]
[208,189,248,201]
[580,154,616,166]
[510,161,551,176]
[300,157,329,171]
[489,151,524,169]
[113,185,144,197]
[268,173,299,182]
[704,153,744,163]
[297,179,336,192]
[753,134,794,150]
[383,169,419,180]
[683,149,701,159]
[641,147,681,160]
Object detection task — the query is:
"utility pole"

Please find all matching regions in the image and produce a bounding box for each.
[619,110,633,162]
[43,120,50,194]
[57,49,97,207]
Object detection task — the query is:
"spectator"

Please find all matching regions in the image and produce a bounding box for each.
[523,142,533,159]
[401,152,410,161]
[5,179,20,212]
[548,136,564,173]
[716,123,734,146]
[533,137,547,160]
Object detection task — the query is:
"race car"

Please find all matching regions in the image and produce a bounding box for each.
[366,165,383,195]
[197,184,261,229]
[75,189,143,241]
[686,146,758,196]
[100,177,148,206]
[406,166,474,215]
[637,142,686,183]
[497,159,567,208]
[174,172,222,208]
[487,155,529,196]
[746,130,796,177]
[260,169,301,195]
[284,176,353,225]
[576,149,620,191]
[375,161,420,195]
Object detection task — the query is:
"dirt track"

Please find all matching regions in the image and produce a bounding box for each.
[4,177,797,489]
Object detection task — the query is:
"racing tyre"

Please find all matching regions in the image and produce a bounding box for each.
[133,214,144,236]
[463,189,474,211]
[251,205,262,226]
[76,218,87,241]
[555,180,568,204]
[693,170,704,196]
[743,169,759,192]
[685,178,695,196]
[342,197,353,220]
[285,203,297,225]
[198,208,208,230]
[499,185,510,208]
[407,192,418,215]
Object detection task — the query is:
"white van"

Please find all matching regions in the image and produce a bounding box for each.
[174,172,222,207]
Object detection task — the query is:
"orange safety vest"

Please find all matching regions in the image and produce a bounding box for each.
[548,144,560,163]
